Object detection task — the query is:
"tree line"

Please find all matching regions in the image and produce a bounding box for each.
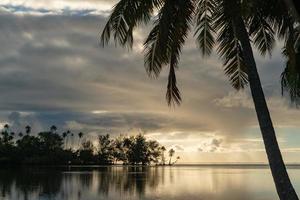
[0,124,179,165]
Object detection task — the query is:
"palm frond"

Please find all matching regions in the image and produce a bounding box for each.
[100,0,163,48]
[248,16,275,56]
[166,55,181,106]
[214,2,248,90]
[144,25,169,77]
[144,0,194,105]
[194,0,216,56]
[281,28,300,105]
[273,15,293,39]
[281,68,300,105]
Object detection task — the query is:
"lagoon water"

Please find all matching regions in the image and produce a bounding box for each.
[0,166,299,200]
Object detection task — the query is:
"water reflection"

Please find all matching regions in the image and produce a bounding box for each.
[0,166,299,200]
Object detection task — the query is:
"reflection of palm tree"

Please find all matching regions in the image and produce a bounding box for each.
[100,0,298,198]
[168,149,175,165]
[0,166,164,199]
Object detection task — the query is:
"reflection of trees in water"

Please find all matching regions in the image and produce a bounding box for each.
[0,166,164,199]
[0,169,14,198]
[96,166,161,198]
[0,167,62,199]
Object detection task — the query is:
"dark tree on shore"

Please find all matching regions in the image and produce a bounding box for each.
[25,126,31,135]
[78,141,95,164]
[160,146,166,165]
[168,149,175,165]
[0,125,168,166]
[50,125,57,134]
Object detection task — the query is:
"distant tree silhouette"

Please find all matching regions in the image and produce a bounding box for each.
[97,134,114,164]
[18,132,23,138]
[160,146,166,165]
[25,126,31,135]
[62,131,68,149]
[3,124,9,131]
[78,141,95,164]
[148,140,161,164]
[16,135,41,162]
[1,124,13,146]
[173,156,180,165]
[78,132,84,148]
[0,125,176,166]
[50,125,57,134]
[168,149,175,165]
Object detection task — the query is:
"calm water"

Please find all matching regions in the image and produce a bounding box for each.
[0,166,300,200]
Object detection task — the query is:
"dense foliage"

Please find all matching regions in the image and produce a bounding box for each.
[0,125,179,165]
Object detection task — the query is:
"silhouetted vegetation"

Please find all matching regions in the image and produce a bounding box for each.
[0,166,166,200]
[0,124,179,166]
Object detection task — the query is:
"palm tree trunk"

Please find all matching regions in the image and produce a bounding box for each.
[283,0,300,23]
[231,2,299,200]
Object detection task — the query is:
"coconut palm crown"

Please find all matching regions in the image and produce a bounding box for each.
[100,0,294,105]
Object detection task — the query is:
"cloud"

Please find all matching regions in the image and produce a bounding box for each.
[197,138,224,153]
[211,138,222,147]
[0,4,300,163]
[0,0,117,15]
[173,145,185,151]
[214,91,253,109]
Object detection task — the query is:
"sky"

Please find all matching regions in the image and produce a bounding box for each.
[0,0,300,164]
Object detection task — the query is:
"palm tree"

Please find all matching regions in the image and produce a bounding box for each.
[18,132,23,138]
[50,125,57,134]
[66,130,71,149]
[70,131,74,149]
[62,132,67,149]
[1,124,13,144]
[3,124,9,132]
[25,125,31,135]
[228,2,298,198]
[161,146,166,165]
[173,156,180,165]
[100,0,298,198]
[168,148,175,165]
[78,132,84,148]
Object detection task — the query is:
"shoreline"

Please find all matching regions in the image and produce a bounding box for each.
[2,163,300,169]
